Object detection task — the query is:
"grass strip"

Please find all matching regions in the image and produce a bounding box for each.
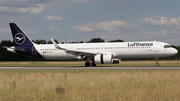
[0,70,179,101]
[0,60,179,66]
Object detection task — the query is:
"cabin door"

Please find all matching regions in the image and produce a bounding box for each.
[154,42,159,52]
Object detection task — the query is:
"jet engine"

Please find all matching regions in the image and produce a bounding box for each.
[94,54,120,64]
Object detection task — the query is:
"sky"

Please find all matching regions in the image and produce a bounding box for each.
[0,0,180,45]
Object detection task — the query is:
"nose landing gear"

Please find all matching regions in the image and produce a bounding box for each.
[155,57,160,67]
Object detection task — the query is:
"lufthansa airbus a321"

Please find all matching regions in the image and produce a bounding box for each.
[3,23,178,66]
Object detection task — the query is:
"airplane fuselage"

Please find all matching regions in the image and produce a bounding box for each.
[5,23,178,67]
[9,41,177,60]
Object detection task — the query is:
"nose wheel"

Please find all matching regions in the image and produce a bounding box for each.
[155,57,160,67]
[156,63,160,66]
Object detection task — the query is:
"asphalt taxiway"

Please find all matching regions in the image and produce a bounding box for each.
[0,66,180,70]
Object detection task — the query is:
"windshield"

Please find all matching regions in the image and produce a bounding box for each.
[164,45,171,48]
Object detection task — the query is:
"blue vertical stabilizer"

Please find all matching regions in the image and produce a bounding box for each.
[9,23,43,58]
[9,23,34,46]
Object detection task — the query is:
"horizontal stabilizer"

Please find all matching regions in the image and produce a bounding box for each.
[3,46,25,51]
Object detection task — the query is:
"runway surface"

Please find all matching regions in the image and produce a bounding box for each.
[0,66,180,70]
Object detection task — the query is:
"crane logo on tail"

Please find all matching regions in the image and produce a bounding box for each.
[14,33,25,45]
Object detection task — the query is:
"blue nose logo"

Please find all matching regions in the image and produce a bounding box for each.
[14,33,25,45]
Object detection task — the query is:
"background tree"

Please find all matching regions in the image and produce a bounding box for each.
[109,39,124,42]
[33,39,47,44]
[47,39,59,44]
[88,38,105,43]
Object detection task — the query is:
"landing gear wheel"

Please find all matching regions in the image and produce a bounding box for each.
[156,63,160,67]
[155,57,160,67]
[91,62,97,67]
[85,62,90,67]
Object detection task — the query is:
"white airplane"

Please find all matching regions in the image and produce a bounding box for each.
[4,23,178,67]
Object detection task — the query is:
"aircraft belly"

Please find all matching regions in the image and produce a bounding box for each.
[117,50,155,58]
[43,54,74,60]
[117,49,173,59]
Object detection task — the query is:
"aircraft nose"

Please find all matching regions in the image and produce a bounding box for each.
[172,48,178,55]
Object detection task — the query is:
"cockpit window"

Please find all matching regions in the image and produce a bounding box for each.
[164,45,171,48]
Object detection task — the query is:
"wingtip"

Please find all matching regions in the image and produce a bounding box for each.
[2,46,8,48]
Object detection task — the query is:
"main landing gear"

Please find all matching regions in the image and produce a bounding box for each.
[85,61,97,67]
[155,57,160,67]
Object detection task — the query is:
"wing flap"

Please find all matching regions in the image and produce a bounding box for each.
[66,49,97,56]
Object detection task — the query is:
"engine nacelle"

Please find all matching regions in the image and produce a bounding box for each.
[94,54,120,64]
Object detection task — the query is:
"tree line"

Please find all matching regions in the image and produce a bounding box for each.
[0,38,179,61]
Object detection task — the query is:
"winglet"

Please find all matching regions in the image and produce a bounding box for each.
[50,38,66,50]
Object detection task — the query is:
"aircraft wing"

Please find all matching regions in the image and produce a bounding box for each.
[65,49,98,56]
[50,38,66,50]
[50,38,100,57]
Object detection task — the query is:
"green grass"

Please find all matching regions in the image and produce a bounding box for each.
[0,70,180,101]
[0,60,180,66]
